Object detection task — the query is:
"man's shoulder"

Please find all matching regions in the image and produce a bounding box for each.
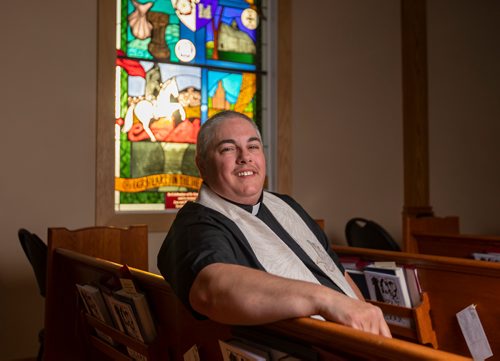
[174,201,234,226]
[266,191,303,211]
[176,201,218,217]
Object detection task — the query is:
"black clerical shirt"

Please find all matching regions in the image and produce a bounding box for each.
[157,192,345,318]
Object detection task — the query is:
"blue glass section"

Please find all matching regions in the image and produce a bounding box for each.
[150,0,175,14]
[205,59,256,71]
[201,69,209,124]
[219,0,249,9]
[208,71,242,103]
[194,28,207,64]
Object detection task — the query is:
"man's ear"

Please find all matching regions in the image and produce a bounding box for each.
[195,155,205,178]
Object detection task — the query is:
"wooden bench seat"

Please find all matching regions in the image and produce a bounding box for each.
[44,248,471,361]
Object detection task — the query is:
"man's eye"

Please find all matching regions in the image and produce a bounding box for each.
[249,144,260,150]
[221,146,234,153]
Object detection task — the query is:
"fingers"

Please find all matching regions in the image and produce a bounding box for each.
[324,295,392,338]
[365,303,392,338]
[352,302,392,338]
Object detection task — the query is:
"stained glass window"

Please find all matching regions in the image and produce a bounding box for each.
[114,0,267,212]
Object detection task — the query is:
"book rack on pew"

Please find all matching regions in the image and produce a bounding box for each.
[82,312,162,361]
[367,292,437,348]
[45,247,472,361]
[333,245,500,358]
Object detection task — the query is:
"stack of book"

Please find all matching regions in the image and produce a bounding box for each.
[471,251,500,262]
[340,257,423,328]
[76,277,157,361]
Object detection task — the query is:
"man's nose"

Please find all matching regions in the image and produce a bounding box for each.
[237,149,252,163]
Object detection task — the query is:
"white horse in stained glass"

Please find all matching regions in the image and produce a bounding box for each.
[123,78,186,142]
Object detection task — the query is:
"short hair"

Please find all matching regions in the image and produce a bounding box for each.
[196,110,262,162]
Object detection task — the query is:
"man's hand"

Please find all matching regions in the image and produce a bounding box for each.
[316,290,392,337]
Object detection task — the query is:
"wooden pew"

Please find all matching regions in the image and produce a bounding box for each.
[44,248,470,361]
[333,245,500,358]
[403,215,460,253]
[47,225,148,270]
[404,216,500,259]
[412,232,500,259]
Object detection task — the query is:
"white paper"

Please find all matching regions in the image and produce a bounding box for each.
[456,304,493,361]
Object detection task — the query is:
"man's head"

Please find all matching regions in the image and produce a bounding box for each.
[196,111,266,205]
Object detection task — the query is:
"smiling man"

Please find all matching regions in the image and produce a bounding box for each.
[157,110,391,337]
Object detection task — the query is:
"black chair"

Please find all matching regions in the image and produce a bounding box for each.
[18,228,47,361]
[345,218,401,251]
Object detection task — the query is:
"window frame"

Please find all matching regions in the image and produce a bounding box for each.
[96,0,291,231]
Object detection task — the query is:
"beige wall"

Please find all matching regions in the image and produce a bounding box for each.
[0,0,98,358]
[291,0,404,244]
[0,0,499,358]
[427,0,500,234]
[290,0,500,244]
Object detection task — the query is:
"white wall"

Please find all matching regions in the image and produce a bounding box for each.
[291,0,404,244]
[0,0,499,359]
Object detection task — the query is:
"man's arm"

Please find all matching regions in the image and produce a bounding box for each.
[189,263,391,338]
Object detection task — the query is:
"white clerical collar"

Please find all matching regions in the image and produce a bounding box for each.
[251,203,260,215]
[203,183,263,216]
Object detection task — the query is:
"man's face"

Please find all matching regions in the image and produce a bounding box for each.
[198,116,266,205]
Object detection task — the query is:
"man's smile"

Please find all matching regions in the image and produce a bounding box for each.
[237,170,255,177]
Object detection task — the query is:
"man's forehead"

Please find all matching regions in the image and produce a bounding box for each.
[214,117,260,141]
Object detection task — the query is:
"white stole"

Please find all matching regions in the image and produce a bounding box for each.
[196,185,358,299]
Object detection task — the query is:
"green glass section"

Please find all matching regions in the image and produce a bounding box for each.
[121,0,127,52]
[165,24,180,62]
[218,51,255,64]
[127,39,153,60]
[120,132,131,178]
[120,191,164,204]
[120,69,128,119]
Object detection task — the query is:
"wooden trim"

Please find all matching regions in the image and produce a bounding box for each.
[277,0,292,195]
[95,0,115,227]
[401,0,432,217]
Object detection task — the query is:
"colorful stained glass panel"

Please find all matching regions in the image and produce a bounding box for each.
[115,0,263,211]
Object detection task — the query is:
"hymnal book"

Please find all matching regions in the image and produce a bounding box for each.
[345,269,370,300]
[403,265,422,307]
[183,344,200,361]
[76,284,116,345]
[363,264,412,308]
[106,295,145,342]
[219,339,270,361]
[127,346,148,361]
[99,287,125,333]
[363,265,413,328]
[114,289,157,343]
[471,252,500,262]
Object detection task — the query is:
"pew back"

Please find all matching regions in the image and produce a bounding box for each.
[403,216,460,252]
[48,225,148,270]
[45,248,470,361]
[412,232,500,259]
[333,245,500,358]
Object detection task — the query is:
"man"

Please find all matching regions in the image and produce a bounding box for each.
[157,111,391,337]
